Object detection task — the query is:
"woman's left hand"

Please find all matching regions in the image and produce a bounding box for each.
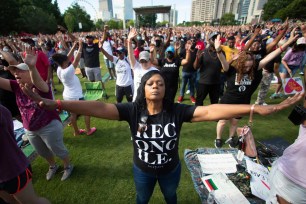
[214,34,221,51]
[23,46,37,69]
[256,92,304,115]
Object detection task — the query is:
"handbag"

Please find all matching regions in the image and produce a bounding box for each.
[236,104,257,158]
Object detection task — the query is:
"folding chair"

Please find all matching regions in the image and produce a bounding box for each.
[84,81,107,100]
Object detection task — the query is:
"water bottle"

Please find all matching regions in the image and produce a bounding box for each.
[207,190,215,204]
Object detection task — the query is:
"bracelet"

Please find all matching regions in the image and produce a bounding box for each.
[279,46,284,52]
[56,100,62,112]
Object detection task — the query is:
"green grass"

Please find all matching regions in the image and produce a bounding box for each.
[31,54,300,204]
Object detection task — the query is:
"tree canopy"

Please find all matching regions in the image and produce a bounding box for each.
[220,13,236,25]
[63,3,94,32]
[138,14,157,28]
[262,0,306,21]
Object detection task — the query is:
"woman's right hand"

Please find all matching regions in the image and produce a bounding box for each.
[128,28,138,41]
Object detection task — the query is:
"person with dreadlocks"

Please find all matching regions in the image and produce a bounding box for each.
[214,28,300,148]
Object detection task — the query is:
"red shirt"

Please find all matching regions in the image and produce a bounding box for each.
[196,41,205,51]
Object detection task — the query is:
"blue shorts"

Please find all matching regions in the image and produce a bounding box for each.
[279,64,300,75]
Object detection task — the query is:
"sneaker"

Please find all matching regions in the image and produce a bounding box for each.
[214,139,223,148]
[226,136,238,148]
[278,93,286,98]
[61,165,74,181]
[269,93,279,99]
[177,96,184,103]
[74,129,86,136]
[190,96,196,104]
[87,127,97,136]
[186,90,190,95]
[46,165,59,181]
[262,102,268,106]
[299,71,304,76]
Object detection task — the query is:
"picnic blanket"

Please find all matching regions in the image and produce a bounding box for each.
[184,148,264,204]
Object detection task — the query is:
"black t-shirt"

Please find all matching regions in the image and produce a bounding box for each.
[115,103,196,175]
[264,54,282,73]
[180,49,197,73]
[158,58,181,89]
[82,43,100,68]
[248,44,267,97]
[198,49,222,84]
[220,66,255,104]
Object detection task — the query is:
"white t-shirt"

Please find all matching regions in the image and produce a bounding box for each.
[112,56,133,87]
[132,62,158,101]
[57,64,83,100]
[102,40,115,59]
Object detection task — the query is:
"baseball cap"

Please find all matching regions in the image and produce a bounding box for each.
[165,46,175,53]
[116,47,126,53]
[209,32,219,40]
[7,63,29,71]
[297,37,306,45]
[139,51,150,62]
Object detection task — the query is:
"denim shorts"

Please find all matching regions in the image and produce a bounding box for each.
[279,64,300,75]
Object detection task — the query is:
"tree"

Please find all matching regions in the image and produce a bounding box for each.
[107,19,120,29]
[63,3,94,32]
[156,21,169,28]
[95,19,105,31]
[138,14,157,28]
[126,19,135,28]
[18,5,57,34]
[262,0,292,21]
[220,13,236,25]
[273,0,306,20]
[0,0,20,35]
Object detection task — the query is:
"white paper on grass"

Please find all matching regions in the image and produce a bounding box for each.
[13,119,23,130]
[201,173,250,204]
[246,159,270,201]
[197,154,238,174]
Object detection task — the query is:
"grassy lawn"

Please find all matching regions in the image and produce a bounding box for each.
[30,54,300,204]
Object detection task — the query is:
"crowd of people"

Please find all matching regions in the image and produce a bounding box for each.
[1,19,306,204]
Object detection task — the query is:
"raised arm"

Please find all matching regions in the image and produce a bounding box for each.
[24,47,49,93]
[243,26,261,51]
[21,83,119,120]
[149,44,159,66]
[67,41,78,61]
[266,18,289,53]
[191,92,303,122]
[181,41,191,66]
[215,35,229,71]
[163,28,172,48]
[127,28,138,68]
[72,39,83,68]
[258,27,299,70]
[99,31,114,62]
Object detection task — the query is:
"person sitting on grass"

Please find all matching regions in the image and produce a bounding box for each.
[266,94,306,204]
[52,39,97,136]
[0,104,51,204]
[0,47,73,181]
[21,70,303,204]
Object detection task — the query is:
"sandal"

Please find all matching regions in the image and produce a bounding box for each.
[86,127,97,136]
[74,129,86,136]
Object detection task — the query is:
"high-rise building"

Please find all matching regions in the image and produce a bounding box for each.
[160,9,178,26]
[190,0,266,24]
[190,0,239,23]
[99,0,113,21]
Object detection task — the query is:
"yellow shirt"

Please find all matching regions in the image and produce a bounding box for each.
[221,45,239,62]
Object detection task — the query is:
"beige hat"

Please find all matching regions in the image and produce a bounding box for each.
[297,37,306,45]
[139,51,150,62]
[7,63,29,71]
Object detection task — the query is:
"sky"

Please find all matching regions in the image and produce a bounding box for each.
[56,0,191,24]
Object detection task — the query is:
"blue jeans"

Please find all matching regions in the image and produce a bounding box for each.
[180,71,196,96]
[133,163,181,204]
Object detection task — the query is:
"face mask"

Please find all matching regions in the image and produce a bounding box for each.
[137,36,142,40]
[59,44,63,49]
[3,47,9,52]
[191,44,196,49]
[155,40,161,47]
[167,52,174,59]
[132,44,136,49]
